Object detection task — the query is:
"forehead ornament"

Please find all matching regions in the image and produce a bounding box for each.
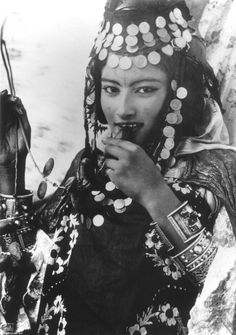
[119,56,132,70]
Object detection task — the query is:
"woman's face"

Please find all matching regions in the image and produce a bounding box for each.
[101,57,169,146]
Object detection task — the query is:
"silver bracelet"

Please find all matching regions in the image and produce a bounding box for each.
[167,201,203,243]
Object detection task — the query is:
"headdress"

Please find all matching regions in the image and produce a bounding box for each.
[83,0,231,172]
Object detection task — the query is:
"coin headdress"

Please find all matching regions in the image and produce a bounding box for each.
[83,0,222,170]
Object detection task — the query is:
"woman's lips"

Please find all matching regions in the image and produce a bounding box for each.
[113,122,143,140]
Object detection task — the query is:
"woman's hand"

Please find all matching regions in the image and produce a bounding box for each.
[103,137,167,207]
[0,90,31,194]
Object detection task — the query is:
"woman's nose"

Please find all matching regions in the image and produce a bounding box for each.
[117,93,136,120]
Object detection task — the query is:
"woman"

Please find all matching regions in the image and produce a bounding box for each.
[1,0,236,334]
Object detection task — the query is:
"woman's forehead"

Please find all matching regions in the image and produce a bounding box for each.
[101,57,169,85]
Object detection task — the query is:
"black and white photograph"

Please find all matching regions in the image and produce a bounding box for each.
[1,0,236,334]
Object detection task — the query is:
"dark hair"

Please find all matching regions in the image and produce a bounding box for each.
[92,52,220,139]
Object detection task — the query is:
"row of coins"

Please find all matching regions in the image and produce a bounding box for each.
[159,82,188,161]
[94,8,192,65]
[99,8,188,37]
[96,27,191,54]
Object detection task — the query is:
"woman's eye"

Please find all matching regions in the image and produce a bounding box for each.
[102,86,119,95]
[136,87,158,94]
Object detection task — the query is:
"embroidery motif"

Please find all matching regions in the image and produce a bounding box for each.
[47,214,80,277]
[38,295,67,335]
[159,303,179,326]
[128,307,159,335]
[128,303,180,333]
[163,258,182,281]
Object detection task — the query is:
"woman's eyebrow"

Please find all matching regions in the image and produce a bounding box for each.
[101,78,162,85]
[101,78,121,85]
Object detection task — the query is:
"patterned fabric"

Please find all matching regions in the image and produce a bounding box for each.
[34,149,219,335]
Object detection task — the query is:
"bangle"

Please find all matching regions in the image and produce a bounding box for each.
[172,228,217,286]
[167,201,203,243]
[0,191,33,220]
[151,221,174,252]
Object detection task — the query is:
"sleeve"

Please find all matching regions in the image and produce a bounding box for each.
[144,180,219,287]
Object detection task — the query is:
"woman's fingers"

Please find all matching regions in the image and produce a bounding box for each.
[105,158,118,170]
[104,143,123,160]
[103,137,136,152]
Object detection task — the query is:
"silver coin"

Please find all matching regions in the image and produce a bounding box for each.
[134,55,148,68]
[164,138,175,150]
[105,181,116,191]
[127,24,139,36]
[105,21,111,33]
[171,80,177,91]
[148,51,161,65]
[166,112,178,125]
[144,40,156,47]
[119,56,132,70]
[181,20,188,29]
[94,193,106,202]
[139,22,150,34]
[112,23,123,35]
[176,87,188,99]
[160,148,170,160]
[91,190,100,195]
[124,198,132,206]
[113,35,124,47]
[169,11,177,23]
[176,113,183,124]
[176,17,185,26]
[173,8,183,20]
[161,44,174,56]
[172,29,181,38]
[126,45,139,53]
[160,34,171,43]
[107,54,119,68]
[99,48,108,61]
[93,214,104,227]
[168,23,178,31]
[182,29,192,43]
[106,33,114,44]
[155,16,166,28]
[115,207,127,214]
[95,40,102,54]
[175,37,187,49]
[125,35,138,46]
[170,99,182,110]
[142,32,154,43]
[163,126,175,138]
[100,29,107,41]
[114,199,125,210]
[157,28,168,38]
[98,20,104,33]
[103,39,112,48]
[111,44,122,52]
